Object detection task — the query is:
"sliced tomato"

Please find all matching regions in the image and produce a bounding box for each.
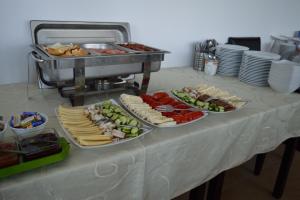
[169,101,181,107]
[171,115,184,123]
[149,101,162,109]
[171,114,188,123]
[184,111,204,120]
[153,92,169,100]
[167,99,178,105]
[161,111,177,118]
[142,98,154,106]
[180,115,189,123]
[178,110,189,115]
[140,94,154,102]
[158,97,173,104]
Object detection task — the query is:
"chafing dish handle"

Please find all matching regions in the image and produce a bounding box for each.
[31,51,45,63]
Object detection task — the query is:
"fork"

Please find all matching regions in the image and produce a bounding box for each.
[155,105,201,112]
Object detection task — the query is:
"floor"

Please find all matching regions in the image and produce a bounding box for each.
[174,145,300,200]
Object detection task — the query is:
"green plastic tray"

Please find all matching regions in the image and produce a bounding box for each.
[0,138,70,179]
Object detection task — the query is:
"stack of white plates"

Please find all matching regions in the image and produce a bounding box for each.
[268,60,300,93]
[216,44,249,76]
[239,51,281,86]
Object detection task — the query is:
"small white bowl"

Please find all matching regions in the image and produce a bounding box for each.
[9,113,48,137]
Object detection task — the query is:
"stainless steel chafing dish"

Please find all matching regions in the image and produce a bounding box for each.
[30,20,169,106]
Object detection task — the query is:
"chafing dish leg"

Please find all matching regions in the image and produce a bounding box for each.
[72,59,85,106]
[140,61,151,94]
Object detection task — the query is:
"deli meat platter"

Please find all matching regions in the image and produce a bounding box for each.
[171,84,248,113]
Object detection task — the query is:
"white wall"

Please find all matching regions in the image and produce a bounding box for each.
[0,0,299,84]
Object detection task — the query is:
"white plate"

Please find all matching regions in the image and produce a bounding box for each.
[119,95,208,128]
[244,51,281,60]
[239,75,269,85]
[239,67,270,75]
[242,58,272,64]
[239,75,269,83]
[55,99,153,149]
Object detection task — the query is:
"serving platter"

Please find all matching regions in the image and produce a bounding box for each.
[171,89,247,114]
[56,99,152,149]
[119,92,208,128]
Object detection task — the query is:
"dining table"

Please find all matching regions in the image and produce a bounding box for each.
[0,67,300,200]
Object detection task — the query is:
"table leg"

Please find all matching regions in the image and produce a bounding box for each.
[207,172,225,200]
[254,153,267,176]
[189,183,206,200]
[272,138,297,199]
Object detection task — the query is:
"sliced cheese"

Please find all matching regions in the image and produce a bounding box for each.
[77,139,112,146]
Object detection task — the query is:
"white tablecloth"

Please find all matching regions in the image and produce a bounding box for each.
[1,68,300,200]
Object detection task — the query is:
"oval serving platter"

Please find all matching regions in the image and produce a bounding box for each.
[171,89,248,114]
[55,99,152,149]
[119,92,208,128]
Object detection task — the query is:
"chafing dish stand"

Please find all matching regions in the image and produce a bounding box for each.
[30,20,169,106]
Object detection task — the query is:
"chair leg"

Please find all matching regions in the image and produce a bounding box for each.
[254,153,267,175]
[207,172,225,200]
[189,183,206,200]
[272,138,297,199]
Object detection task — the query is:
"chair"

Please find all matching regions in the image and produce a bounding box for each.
[227,37,261,50]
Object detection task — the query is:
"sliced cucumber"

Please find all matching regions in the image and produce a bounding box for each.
[177,92,186,98]
[114,107,122,113]
[119,116,127,125]
[115,118,122,126]
[189,98,196,104]
[121,127,131,134]
[106,112,113,118]
[218,106,225,112]
[102,109,109,115]
[203,102,209,110]
[171,90,179,95]
[127,129,139,137]
[196,100,204,107]
[129,119,138,127]
[111,113,119,121]
[130,127,139,135]
[102,101,112,109]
